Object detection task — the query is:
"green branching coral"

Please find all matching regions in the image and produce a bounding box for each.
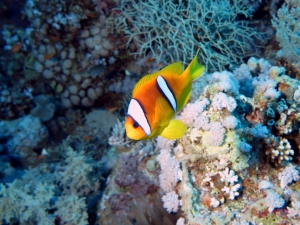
[0,180,55,225]
[120,0,259,71]
[272,0,300,66]
[0,142,100,225]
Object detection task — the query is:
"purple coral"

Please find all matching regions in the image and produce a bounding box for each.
[209,122,226,146]
[278,165,300,188]
[157,148,181,193]
[265,190,285,212]
[194,115,210,131]
[211,92,237,112]
[114,154,157,195]
[162,191,179,213]
[212,71,239,94]
[179,98,210,127]
[222,115,239,129]
[114,154,138,187]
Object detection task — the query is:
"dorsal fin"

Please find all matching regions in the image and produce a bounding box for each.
[159,62,184,76]
[132,62,184,96]
[132,71,159,95]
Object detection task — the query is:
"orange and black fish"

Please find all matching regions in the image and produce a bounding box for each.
[125,51,205,140]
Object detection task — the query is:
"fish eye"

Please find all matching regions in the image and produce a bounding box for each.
[132,121,139,128]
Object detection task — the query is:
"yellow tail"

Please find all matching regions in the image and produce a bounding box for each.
[176,50,206,112]
[187,50,205,81]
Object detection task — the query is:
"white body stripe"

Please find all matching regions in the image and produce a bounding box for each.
[127,99,151,136]
[157,76,176,112]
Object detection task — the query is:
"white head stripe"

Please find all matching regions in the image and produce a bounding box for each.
[157,76,176,112]
[127,99,151,136]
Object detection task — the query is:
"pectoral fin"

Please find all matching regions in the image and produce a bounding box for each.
[160,119,187,140]
[155,97,174,127]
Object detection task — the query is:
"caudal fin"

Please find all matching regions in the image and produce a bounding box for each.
[187,50,205,81]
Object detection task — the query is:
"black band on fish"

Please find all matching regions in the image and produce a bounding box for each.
[156,76,177,112]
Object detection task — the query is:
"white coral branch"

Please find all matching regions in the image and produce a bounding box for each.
[219,167,238,186]
[287,200,300,218]
[219,167,241,200]
[278,165,299,188]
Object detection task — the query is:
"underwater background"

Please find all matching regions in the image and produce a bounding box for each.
[1,0,300,224]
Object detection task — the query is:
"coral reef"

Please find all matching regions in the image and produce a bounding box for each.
[1,0,300,225]
[137,56,300,224]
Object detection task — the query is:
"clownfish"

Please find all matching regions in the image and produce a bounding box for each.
[125,51,205,140]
